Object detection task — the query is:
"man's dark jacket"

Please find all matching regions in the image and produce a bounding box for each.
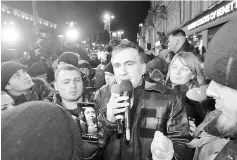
[94,81,194,160]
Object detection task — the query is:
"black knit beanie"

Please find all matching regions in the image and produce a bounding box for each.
[204,18,237,90]
[146,57,168,75]
[28,62,48,77]
[104,62,114,74]
[95,69,106,89]
[1,101,82,160]
[58,52,79,68]
[1,61,26,91]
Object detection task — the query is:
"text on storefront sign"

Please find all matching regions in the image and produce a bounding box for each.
[188,0,237,30]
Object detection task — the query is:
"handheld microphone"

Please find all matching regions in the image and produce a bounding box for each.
[120,80,133,141]
[111,84,123,134]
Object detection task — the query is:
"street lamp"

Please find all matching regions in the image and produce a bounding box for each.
[64,21,79,42]
[65,28,79,41]
[1,21,21,45]
[103,12,114,40]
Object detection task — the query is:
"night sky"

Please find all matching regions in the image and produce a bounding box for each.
[2,1,150,42]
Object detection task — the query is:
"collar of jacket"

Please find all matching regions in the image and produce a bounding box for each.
[177,39,194,53]
[144,81,169,94]
[52,92,86,106]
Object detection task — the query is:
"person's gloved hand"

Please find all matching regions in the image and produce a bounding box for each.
[151,131,174,160]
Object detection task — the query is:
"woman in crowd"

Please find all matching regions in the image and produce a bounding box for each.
[165,52,214,135]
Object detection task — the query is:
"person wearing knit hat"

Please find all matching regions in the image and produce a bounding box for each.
[78,60,94,87]
[104,62,116,87]
[58,52,79,68]
[78,60,92,77]
[28,62,48,81]
[146,57,168,84]
[94,68,106,89]
[2,61,54,105]
[1,101,102,160]
[1,61,34,93]
[188,18,237,159]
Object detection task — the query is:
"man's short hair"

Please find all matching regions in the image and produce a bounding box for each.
[170,29,186,37]
[112,42,147,63]
[54,64,81,81]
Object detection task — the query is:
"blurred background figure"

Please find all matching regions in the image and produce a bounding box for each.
[145,57,168,84]
[1,91,15,113]
[28,62,48,82]
[78,60,94,87]
[104,62,116,87]
[58,52,79,68]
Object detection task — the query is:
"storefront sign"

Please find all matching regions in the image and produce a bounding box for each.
[188,0,237,30]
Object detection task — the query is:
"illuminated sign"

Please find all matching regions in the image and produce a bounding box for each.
[188,0,237,30]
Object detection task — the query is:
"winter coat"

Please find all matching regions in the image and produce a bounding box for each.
[188,110,237,160]
[166,80,214,126]
[10,77,55,105]
[177,40,197,55]
[94,81,194,160]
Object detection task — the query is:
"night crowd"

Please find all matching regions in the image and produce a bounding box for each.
[1,17,237,160]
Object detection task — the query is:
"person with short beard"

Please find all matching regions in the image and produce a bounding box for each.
[188,18,237,160]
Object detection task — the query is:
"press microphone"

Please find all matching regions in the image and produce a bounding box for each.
[111,84,123,134]
[120,80,133,141]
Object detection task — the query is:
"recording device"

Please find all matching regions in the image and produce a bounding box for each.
[77,102,99,144]
[120,80,133,141]
[111,84,123,134]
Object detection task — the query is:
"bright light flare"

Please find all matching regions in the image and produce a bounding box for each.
[2,26,20,44]
[65,28,79,41]
[104,14,110,20]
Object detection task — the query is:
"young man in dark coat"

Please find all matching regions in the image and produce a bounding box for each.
[1,61,54,105]
[168,29,197,55]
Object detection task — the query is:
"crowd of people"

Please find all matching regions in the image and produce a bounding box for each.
[1,17,237,160]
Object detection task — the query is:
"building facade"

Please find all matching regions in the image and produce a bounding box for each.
[138,0,237,54]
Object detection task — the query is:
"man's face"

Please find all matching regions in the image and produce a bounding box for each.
[168,35,178,53]
[111,48,146,88]
[169,58,194,86]
[104,71,116,86]
[1,94,14,113]
[84,107,96,123]
[6,69,34,92]
[206,81,237,131]
[55,70,83,102]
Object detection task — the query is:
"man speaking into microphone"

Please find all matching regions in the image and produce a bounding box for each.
[94,42,193,160]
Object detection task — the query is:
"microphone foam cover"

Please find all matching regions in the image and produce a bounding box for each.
[111,84,121,94]
[120,80,133,93]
